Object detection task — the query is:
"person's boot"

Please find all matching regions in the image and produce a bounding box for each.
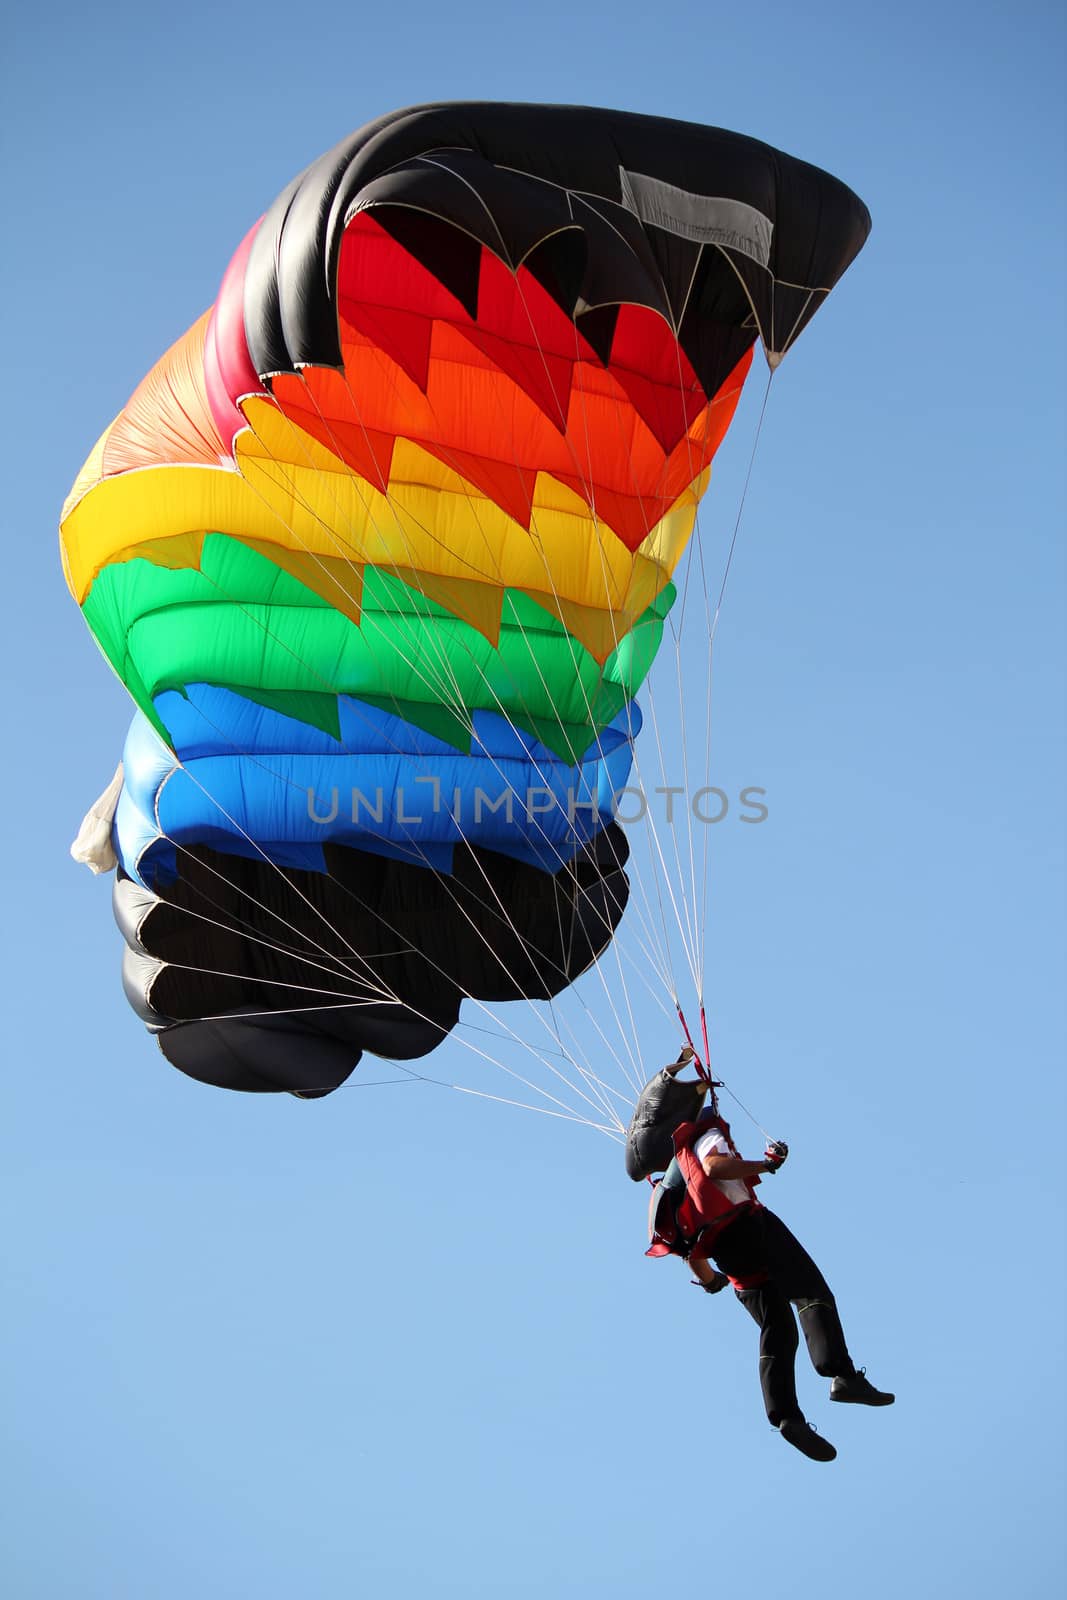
[778,1415,837,1462]
[829,1368,895,1406]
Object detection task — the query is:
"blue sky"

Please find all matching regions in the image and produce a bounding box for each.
[3,2,1065,1596]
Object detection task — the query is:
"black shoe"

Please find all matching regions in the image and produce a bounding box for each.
[830,1368,895,1406]
[779,1415,837,1462]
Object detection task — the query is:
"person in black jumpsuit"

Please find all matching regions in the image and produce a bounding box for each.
[658,1072,894,1462]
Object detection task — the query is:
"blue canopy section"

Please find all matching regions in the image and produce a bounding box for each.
[116,686,639,887]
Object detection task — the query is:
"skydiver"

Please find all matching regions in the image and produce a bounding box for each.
[646,1047,894,1463]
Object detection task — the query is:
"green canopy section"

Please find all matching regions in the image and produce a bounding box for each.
[82,533,676,762]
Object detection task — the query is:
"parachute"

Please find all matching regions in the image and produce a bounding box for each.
[62,103,869,1107]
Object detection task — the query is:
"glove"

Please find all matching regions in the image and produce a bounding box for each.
[763,1140,789,1172]
[692,1272,730,1294]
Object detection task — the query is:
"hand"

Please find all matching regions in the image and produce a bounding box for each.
[665,1044,696,1077]
[692,1271,730,1294]
[763,1140,789,1172]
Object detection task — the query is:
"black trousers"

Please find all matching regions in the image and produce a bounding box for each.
[708,1208,854,1426]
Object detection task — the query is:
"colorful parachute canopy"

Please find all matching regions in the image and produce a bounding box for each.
[61,103,870,1096]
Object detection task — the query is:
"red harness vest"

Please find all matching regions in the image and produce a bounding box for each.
[647,1114,762,1266]
[674,1114,760,1238]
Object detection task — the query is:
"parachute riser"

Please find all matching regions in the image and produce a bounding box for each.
[676,1002,721,1118]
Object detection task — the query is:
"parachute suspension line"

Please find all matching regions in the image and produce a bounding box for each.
[291,1045,626,1140]
[402,1064,627,1139]
[149,778,497,1007]
[167,985,603,1085]
[775,288,818,368]
[341,1044,623,1136]
[125,815,398,994]
[715,1075,775,1143]
[146,851,390,998]
[547,996,633,1129]
[152,772,396,990]
[158,763,386,976]
[449,1080,626,1141]
[453,1015,584,1062]
[140,814,411,1006]
[315,852,633,1123]
[128,889,397,999]
[156,965,391,1004]
[709,369,774,649]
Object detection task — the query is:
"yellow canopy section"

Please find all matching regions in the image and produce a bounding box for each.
[60,395,708,662]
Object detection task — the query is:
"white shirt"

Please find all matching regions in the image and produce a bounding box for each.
[694,1127,751,1208]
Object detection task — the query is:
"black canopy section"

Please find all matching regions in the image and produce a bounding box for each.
[114,825,630,1097]
[243,101,870,397]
